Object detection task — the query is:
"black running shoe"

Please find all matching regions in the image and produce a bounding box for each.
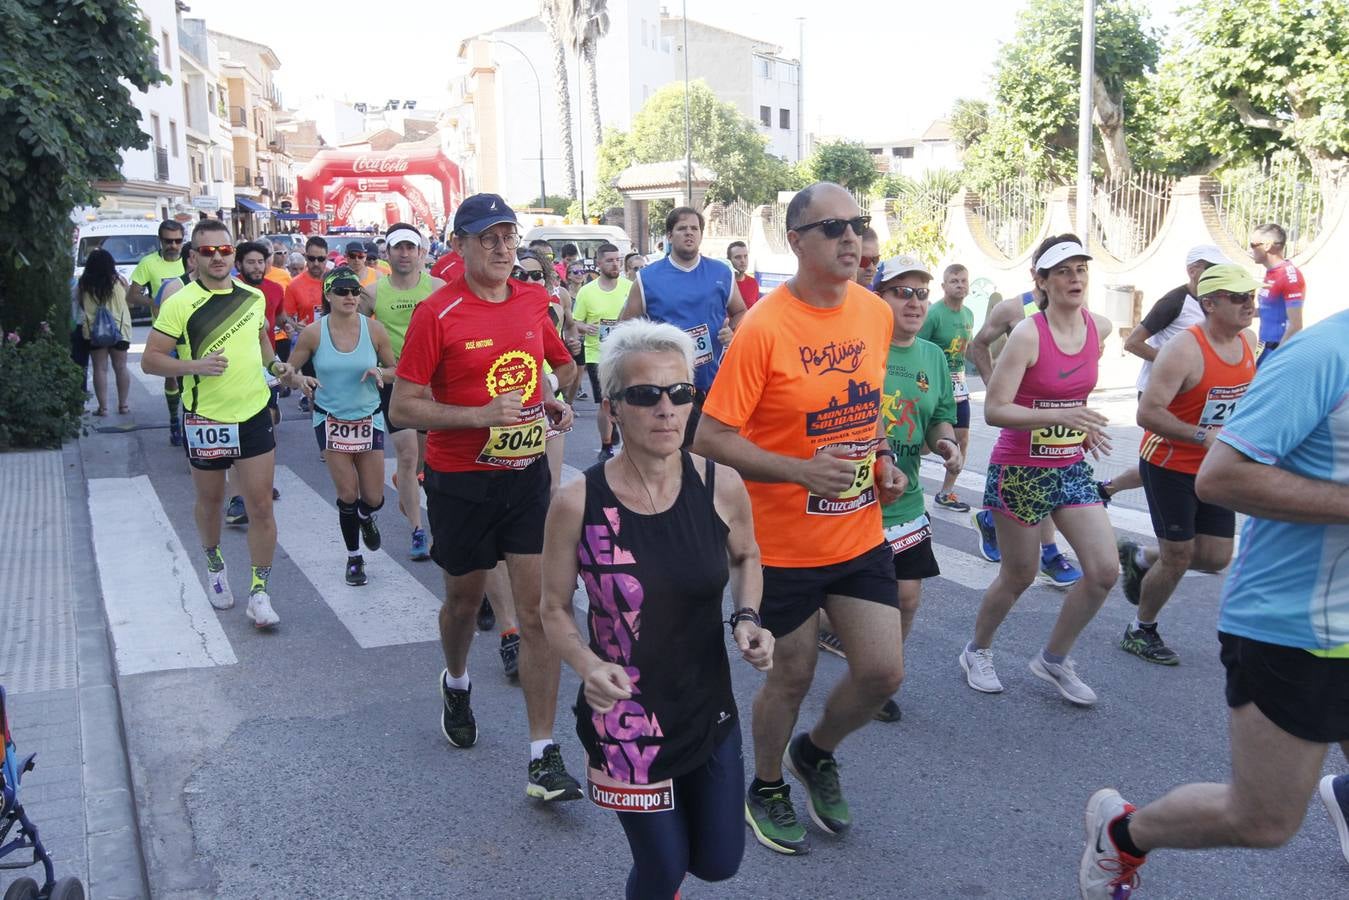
[169,418,183,446]
[1120,624,1179,666]
[225,495,248,526]
[359,513,381,551]
[439,672,477,748]
[476,596,495,632]
[345,556,367,586]
[1117,539,1144,606]
[526,744,582,801]
[784,733,851,834]
[873,698,901,722]
[499,631,520,680]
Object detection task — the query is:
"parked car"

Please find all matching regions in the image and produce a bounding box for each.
[522,224,632,263]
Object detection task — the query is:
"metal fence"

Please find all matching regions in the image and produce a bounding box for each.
[1213,156,1335,258]
[703,199,754,238]
[1092,170,1175,260]
[973,178,1049,259]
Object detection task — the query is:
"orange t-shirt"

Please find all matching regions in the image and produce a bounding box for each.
[702,281,894,568]
[264,267,292,290]
[283,271,325,326]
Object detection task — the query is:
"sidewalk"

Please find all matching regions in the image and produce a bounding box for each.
[0,447,148,900]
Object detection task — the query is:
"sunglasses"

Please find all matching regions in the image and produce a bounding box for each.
[792,215,871,239]
[858,254,881,268]
[616,383,697,407]
[160,237,184,245]
[512,268,545,282]
[306,254,328,262]
[346,250,367,258]
[883,285,931,301]
[1211,290,1254,304]
[568,267,588,276]
[329,286,362,297]
[195,244,234,257]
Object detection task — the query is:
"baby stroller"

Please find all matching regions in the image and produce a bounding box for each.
[0,686,84,900]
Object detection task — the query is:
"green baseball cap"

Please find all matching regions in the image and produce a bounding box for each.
[1196,263,1259,297]
[323,265,361,293]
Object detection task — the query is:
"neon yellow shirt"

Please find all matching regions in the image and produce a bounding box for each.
[573,277,631,364]
[152,281,270,423]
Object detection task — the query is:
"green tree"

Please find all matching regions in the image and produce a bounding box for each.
[806,140,879,193]
[949,98,990,150]
[0,0,164,336]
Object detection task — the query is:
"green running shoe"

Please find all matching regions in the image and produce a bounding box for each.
[745,782,809,855]
[1117,539,1144,606]
[1120,624,1179,666]
[784,733,851,835]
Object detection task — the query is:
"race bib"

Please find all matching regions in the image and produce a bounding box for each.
[806,441,878,516]
[884,514,932,556]
[325,414,374,453]
[685,323,713,367]
[1199,384,1248,427]
[184,413,240,461]
[587,767,675,814]
[1029,399,1086,460]
[598,318,619,342]
[951,371,969,401]
[478,406,546,469]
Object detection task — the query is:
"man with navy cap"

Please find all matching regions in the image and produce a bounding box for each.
[391,193,582,802]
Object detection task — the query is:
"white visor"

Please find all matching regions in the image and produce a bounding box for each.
[1036,240,1092,272]
[385,227,424,249]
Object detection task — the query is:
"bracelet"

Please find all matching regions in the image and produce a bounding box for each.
[267,359,283,375]
[875,448,896,461]
[728,607,761,629]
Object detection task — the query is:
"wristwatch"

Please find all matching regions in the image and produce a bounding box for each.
[1193,427,1209,445]
[728,607,761,629]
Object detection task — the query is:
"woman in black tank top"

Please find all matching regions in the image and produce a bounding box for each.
[542,321,773,900]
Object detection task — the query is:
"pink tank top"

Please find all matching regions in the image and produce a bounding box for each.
[990,309,1099,468]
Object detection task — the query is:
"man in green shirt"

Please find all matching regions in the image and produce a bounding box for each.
[571,242,631,460]
[917,263,975,512]
[128,219,190,443]
[876,255,962,721]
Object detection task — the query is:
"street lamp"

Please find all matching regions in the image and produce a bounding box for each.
[1076,0,1096,252]
[682,0,692,203]
[491,38,547,209]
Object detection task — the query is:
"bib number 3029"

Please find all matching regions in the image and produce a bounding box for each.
[184,413,241,461]
[326,415,374,453]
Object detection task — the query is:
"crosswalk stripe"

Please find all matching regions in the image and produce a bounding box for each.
[272,466,441,648]
[88,476,237,674]
[127,343,168,394]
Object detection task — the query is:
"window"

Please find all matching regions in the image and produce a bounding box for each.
[169,120,179,156]
[892,146,914,159]
[779,108,790,129]
[787,65,798,84]
[640,18,648,47]
[161,30,171,69]
[757,58,771,79]
[759,105,771,127]
[150,113,162,147]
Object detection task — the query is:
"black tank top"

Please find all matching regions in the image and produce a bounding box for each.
[575,451,736,784]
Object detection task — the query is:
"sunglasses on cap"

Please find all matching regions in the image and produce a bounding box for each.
[512,268,545,282]
[195,244,234,257]
[328,286,362,297]
[616,383,697,407]
[883,285,930,301]
[792,215,871,239]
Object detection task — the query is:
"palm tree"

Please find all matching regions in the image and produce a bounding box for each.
[574,1,610,152]
[538,0,577,196]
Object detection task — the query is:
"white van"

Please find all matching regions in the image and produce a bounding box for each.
[74,218,173,284]
[522,224,632,263]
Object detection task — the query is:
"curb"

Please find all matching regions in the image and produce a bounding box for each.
[63,442,151,900]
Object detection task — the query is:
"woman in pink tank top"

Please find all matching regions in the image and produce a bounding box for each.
[958,234,1120,708]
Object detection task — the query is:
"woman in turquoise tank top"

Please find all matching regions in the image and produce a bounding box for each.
[285,266,398,587]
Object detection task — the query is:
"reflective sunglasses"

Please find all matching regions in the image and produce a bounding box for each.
[195,244,235,257]
[792,215,871,239]
[858,254,881,268]
[616,383,697,407]
[512,268,545,282]
[329,287,362,297]
[160,237,184,245]
[1211,290,1254,304]
[305,254,328,263]
[568,266,588,276]
[883,285,931,301]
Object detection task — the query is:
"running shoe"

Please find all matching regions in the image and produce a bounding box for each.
[934,491,970,512]
[1120,624,1178,666]
[1078,788,1144,899]
[225,495,248,526]
[245,591,280,628]
[1117,539,1144,606]
[358,513,381,551]
[1319,774,1349,865]
[1040,552,1083,588]
[960,645,1004,693]
[410,527,431,561]
[345,556,367,586]
[169,417,183,447]
[476,596,495,632]
[972,509,1000,562]
[206,566,234,610]
[783,733,851,835]
[272,487,280,501]
[499,631,521,679]
[298,395,311,413]
[874,698,901,722]
[818,629,846,659]
[1096,480,1113,507]
[745,783,809,855]
[526,744,583,801]
[439,672,477,748]
[1030,654,1097,706]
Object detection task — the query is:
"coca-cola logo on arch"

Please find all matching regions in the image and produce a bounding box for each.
[353,155,410,174]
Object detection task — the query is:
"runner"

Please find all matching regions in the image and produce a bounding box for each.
[362,223,444,561]
[621,206,747,447]
[345,241,380,291]
[128,219,189,444]
[284,236,329,413]
[264,241,293,291]
[694,182,906,855]
[542,319,773,898]
[917,263,975,512]
[728,241,760,308]
[1078,309,1349,899]
[959,234,1117,706]
[556,243,580,282]
[390,193,581,800]
[1249,222,1305,365]
[284,251,305,279]
[963,249,1084,587]
[573,242,631,460]
[285,266,397,586]
[855,226,880,288]
[140,219,287,628]
[623,252,646,281]
[366,239,392,276]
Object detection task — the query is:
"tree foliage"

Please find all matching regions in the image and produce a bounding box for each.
[949,99,990,151]
[0,0,164,335]
[806,140,879,193]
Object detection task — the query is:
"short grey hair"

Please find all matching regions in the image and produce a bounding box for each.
[286,251,305,266]
[598,320,696,401]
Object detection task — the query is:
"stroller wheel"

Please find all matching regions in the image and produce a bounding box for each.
[2,877,39,900]
[48,877,85,900]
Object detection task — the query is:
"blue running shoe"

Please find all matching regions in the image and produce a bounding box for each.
[410,527,431,561]
[1040,552,1083,588]
[1319,774,1349,865]
[971,509,1000,562]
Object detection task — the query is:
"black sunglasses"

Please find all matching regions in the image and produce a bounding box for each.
[616,383,697,407]
[329,287,361,297]
[1210,290,1254,304]
[512,268,545,282]
[883,285,931,301]
[306,254,328,262]
[792,215,871,239]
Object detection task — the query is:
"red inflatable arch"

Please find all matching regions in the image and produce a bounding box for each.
[322,176,437,232]
[296,147,464,234]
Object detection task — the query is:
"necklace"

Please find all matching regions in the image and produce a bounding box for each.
[624,452,661,515]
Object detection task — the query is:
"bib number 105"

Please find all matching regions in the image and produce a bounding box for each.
[184,413,241,460]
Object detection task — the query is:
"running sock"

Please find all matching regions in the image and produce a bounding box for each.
[796,733,832,767]
[1041,649,1067,666]
[1134,619,1158,633]
[250,565,271,595]
[1040,542,1061,564]
[356,497,384,520]
[165,383,180,418]
[204,546,224,573]
[965,640,985,654]
[444,670,470,691]
[530,738,553,761]
[501,626,518,640]
[1109,812,1147,858]
[1134,546,1152,570]
[750,777,786,794]
[337,499,360,552]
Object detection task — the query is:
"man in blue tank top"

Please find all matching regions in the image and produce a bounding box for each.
[621,206,748,445]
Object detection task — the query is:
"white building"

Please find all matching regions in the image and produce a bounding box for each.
[861,121,962,180]
[177,17,235,220]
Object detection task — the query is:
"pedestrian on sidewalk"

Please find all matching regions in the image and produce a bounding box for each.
[77,248,133,416]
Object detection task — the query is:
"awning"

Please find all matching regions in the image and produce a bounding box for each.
[273,211,319,220]
[236,196,271,214]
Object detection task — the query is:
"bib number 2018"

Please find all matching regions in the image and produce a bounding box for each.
[326,415,374,453]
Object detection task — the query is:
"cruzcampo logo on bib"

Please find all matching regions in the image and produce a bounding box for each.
[478,350,546,469]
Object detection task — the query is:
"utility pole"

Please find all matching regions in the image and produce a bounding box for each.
[1076,0,1096,252]
[682,0,692,204]
[491,39,546,208]
[797,17,805,162]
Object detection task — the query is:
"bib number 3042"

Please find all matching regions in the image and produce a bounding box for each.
[184,413,241,461]
[478,407,547,469]
[326,415,374,453]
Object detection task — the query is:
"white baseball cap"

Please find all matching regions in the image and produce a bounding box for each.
[1185,244,1230,267]
[1036,239,1092,271]
[874,254,932,287]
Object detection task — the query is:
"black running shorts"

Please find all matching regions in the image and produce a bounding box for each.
[1220,631,1349,743]
[1140,460,1235,543]
[183,405,275,471]
[760,543,898,639]
[423,458,551,577]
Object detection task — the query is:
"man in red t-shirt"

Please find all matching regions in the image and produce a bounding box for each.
[283,235,329,329]
[1249,222,1305,366]
[728,240,760,307]
[430,247,463,282]
[392,194,581,801]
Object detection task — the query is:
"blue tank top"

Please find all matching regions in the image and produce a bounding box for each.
[639,255,734,392]
[312,315,385,429]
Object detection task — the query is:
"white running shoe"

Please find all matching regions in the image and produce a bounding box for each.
[1030,654,1098,706]
[245,591,280,628]
[206,567,234,610]
[1078,788,1144,899]
[959,646,1004,693]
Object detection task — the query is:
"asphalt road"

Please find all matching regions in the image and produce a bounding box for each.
[73,328,1347,899]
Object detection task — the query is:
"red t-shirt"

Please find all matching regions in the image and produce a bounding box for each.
[431,251,463,282]
[397,274,573,472]
[254,277,284,346]
[737,274,761,307]
[283,272,325,326]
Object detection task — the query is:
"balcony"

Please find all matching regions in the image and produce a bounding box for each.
[229,106,248,128]
[233,166,252,188]
[154,147,170,182]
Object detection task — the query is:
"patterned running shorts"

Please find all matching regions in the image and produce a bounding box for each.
[983,460,1101,525]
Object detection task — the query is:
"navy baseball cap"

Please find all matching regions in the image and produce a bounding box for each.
[453,193,518,235]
